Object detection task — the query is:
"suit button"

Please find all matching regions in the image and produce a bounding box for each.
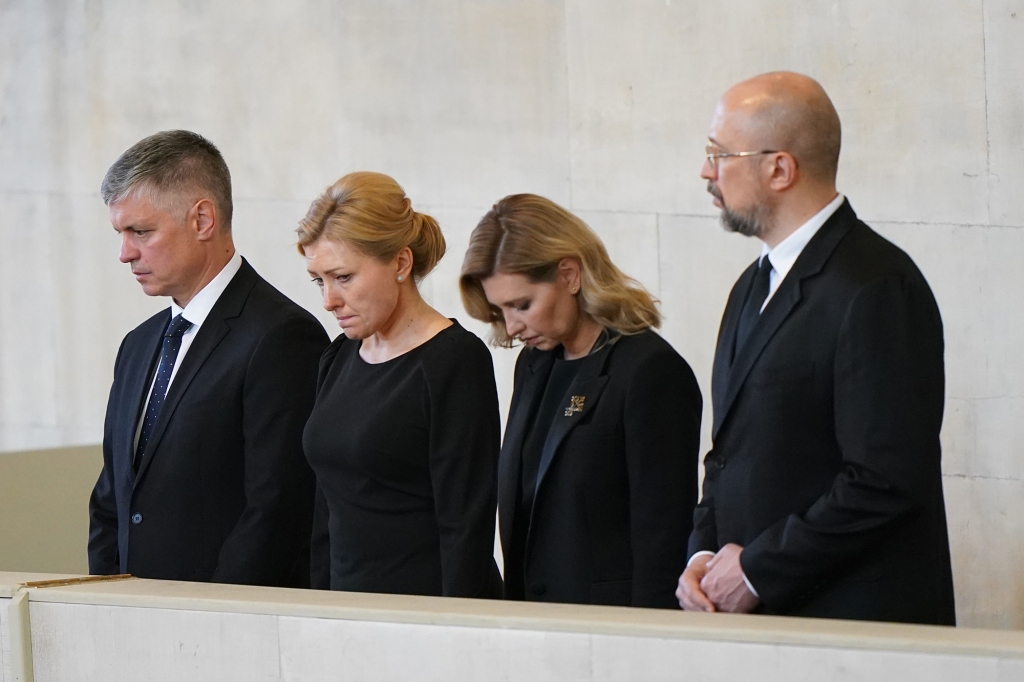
[717,458,726,469]
[530,583,546,596]
[131,513,143,525]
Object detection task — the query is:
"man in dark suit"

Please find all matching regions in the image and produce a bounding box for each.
[675,73,955,624]
[88,130,328,586]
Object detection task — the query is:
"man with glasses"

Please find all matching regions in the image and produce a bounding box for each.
[676,72,955,624]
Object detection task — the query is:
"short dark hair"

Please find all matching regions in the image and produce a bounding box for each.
[101,130,233,227]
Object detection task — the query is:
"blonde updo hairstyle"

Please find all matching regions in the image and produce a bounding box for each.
[460,193,661,347]
[296,171,445,281]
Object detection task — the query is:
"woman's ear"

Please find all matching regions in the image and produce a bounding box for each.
[394,246,414,282]
[557,257,582,293]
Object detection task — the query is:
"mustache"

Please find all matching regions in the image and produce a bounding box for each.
[707,181,723,202]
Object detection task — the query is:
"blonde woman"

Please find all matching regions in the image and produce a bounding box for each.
[300,172,502,598]
[460,194,701,608]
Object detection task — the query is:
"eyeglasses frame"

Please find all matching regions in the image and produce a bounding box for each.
[704,145,780,170]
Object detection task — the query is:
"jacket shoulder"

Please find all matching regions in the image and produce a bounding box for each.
[122,308,170,346]
[610,330,700,392]
[245,276,323,328]
[612,329,689,369]
[831,219,930,286]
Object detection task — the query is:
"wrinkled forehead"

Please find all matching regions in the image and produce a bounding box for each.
[304,237,372,271]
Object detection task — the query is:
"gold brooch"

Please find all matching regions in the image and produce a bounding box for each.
[564,395,586,417]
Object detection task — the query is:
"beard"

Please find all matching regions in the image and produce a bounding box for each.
[721,204,773,238]
[709,181,773,238]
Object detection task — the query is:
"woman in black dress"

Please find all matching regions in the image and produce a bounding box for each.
[299,171,502,598]
[459,194,702,608]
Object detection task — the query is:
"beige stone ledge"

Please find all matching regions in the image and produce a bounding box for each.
[3,571,1022,660]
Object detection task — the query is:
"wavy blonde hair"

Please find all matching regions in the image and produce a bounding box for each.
[460,194,660,347]
[296,171,445,280]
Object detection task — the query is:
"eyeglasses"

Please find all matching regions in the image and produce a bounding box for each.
[705,145,778,170]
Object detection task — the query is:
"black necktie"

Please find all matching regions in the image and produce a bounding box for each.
[135,314,193,471]
[733,257,773,361]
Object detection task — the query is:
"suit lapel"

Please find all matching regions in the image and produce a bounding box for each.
[712,200,858,440]
[123,315,168,486]
[532,340,615,501]
[498,350,556,553]
[713,284,803,439]
[711,263,756,434]
[134,260,259,483]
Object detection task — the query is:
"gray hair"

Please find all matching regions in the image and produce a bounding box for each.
[101,130,233,227]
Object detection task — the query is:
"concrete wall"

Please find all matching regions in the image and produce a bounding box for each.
[0,0,1021,627]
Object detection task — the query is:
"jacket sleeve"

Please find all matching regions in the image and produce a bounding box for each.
[687,466,721,560]
[740,275,945,611]
[624,345,702,607]
[88,339,126,575]
[211,317,329,586]
[428,337,503,598]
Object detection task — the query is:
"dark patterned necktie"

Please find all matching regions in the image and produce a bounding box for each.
[134,314,193,471]
[733,257,773,362]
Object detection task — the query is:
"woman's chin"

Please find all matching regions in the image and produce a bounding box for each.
[340,326,369,340]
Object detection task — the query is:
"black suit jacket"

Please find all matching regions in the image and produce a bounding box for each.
[89,258,329,585]
[500,330,701,608]
[689,200,955,624]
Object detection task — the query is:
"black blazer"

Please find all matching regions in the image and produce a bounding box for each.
[689,200,955,625]
[500,330,701,608]
[88,259,329,585]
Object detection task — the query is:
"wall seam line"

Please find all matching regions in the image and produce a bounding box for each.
[562,0,574,209]
[655,213,662,297]
[981,0,993,225]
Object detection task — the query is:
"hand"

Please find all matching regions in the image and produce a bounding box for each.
[676,554,716,612]
[700,543,760,614]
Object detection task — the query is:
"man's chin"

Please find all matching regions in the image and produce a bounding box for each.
[137,281,168,298]
[720,208,767,239]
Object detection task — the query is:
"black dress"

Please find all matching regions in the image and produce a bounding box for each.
[304,321,503,598]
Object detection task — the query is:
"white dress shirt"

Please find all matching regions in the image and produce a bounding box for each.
[759,193,845,311]
[133,252,243,450]
[688,194,845,600]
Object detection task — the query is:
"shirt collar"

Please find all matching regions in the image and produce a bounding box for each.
[170,252,243,326]
[760,193,845,277]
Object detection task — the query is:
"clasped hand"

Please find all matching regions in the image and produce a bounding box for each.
[675,543,760,613]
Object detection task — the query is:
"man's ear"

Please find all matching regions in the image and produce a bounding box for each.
[767,152,799,191]
[191,199,219,240]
